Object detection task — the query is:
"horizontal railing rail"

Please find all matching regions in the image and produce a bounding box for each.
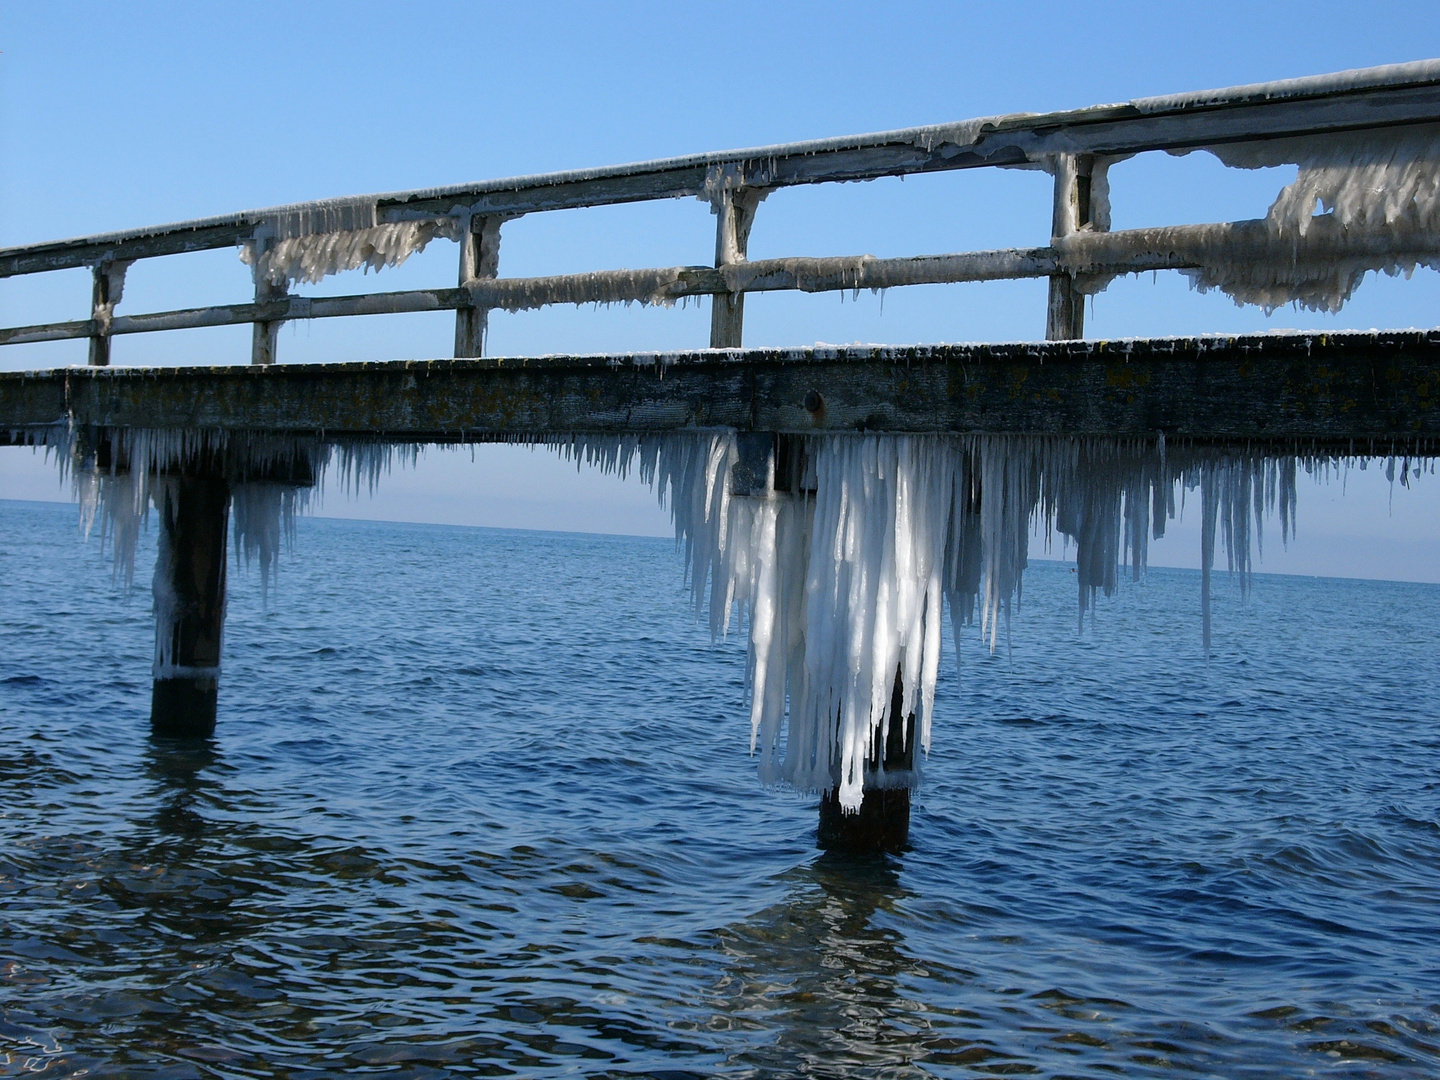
[2,59,1439,363]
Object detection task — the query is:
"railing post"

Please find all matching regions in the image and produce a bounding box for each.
[88,260,128,367]
[455,215,502,358]
[710,188,762,349]
[1046,153,1094,341]
[251,237,286,366]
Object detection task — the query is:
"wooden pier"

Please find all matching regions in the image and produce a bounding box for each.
[4,60,1440,850]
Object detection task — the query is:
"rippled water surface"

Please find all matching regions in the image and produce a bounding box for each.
[3,497,1440,1078]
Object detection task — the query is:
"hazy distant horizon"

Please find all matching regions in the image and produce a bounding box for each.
[6,468,1436,587]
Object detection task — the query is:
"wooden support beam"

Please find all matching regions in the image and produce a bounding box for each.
[818,668,915,853]
[455,216,503,358]
[1047,154,1093,341]
[151,471,230,738]
[6,332,1439,445]
[252,278,286,365]
[730,432,776,495]
[729,432,810,496]
[710,187,763,349]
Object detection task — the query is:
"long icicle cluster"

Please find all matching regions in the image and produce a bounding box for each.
[30,425,416,587]
[561,432,1323,810]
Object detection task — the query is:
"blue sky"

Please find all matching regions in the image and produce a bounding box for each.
[2,1,1439,580]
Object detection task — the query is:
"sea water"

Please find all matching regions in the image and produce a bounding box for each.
[2,498,1439,1078]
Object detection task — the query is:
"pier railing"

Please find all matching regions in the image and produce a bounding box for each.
[4,60,1440,365]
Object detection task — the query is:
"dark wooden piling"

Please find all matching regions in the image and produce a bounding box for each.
[818,669,916,854]
[151,472,231,738]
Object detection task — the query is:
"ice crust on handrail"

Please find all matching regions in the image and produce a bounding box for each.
[1168,124,1440,311]
[242,218,465,288]
[220,117,1440,311]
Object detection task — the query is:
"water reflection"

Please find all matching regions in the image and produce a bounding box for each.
[144,736,220,840]
[712,852,988,1077]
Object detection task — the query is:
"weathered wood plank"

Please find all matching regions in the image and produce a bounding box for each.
[88,263,121,367]
[453,216,502,358]
[251,248,286,366]
[389,79,1440,217]
[0,224,249,279]
[3,333,1437,447]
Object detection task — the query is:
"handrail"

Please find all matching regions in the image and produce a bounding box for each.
[3,59,1439,362]
[6,218,1438,349]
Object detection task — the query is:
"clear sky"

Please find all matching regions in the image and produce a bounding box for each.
[2,1,1439,581]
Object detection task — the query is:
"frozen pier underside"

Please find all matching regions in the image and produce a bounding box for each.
[4,331,1440,446]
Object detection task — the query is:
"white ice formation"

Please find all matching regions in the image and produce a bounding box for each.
[38,426,405,588]
[242,219,465,288]
[562,432,1326,811]
[237,196,466,288]
[1176,125,1440,312]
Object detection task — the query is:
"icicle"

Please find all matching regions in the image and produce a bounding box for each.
[1200,465,1218,661]
[46,422,1413,809]
[43,427,423,592]
[231,483,311,604]
[556,431,1376,805]
[241,218,466,288]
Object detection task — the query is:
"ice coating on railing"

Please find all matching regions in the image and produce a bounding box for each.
[221,123,1440,315]
[1175,125,1440,311]
[242,219,465,288]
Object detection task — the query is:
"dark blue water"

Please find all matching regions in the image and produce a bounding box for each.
[3,497,1440,1078]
